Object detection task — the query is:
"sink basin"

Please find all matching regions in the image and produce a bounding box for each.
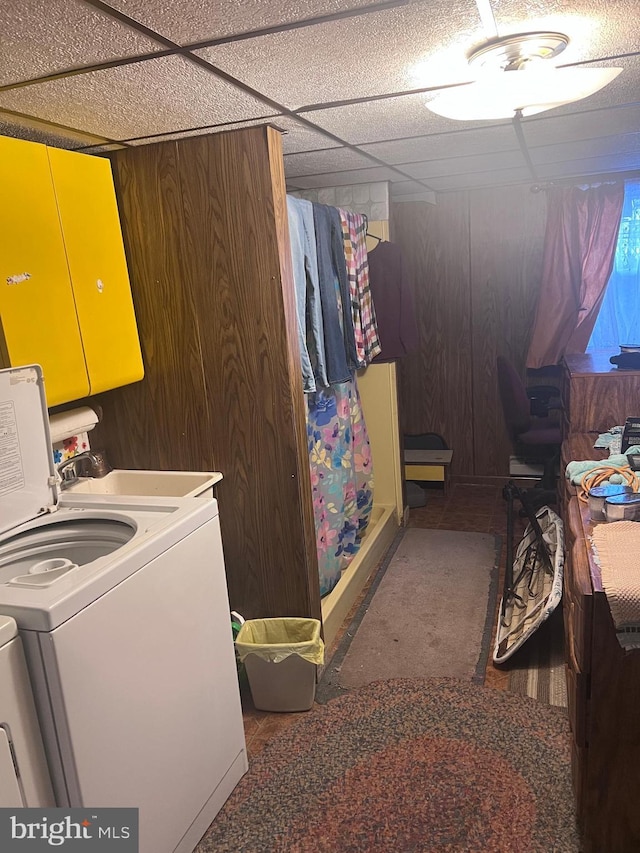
[64,469,222,498]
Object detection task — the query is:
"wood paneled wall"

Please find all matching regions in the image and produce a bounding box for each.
[392,185,547,478]
[91,126,321,621]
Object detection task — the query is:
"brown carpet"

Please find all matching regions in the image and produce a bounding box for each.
[318,528,500,701]
[197,678,580,853]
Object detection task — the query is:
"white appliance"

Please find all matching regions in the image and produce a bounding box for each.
[0,615,55,807]
[0,365,248,853]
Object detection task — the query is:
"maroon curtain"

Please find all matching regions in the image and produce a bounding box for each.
[526,182,624,369]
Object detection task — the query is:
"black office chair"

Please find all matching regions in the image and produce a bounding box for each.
[525,364,563,417]
[496,356,562,498]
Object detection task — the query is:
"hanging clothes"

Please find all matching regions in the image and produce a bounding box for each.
[339,209,381,366]
[312,203,359,383]
[368,240,420,361]
[306,376,374,596]
[286,196,328,391]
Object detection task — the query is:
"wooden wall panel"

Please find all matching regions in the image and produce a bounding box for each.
[92,127,320,622]
[94,141,209,470]
[469,185,547,476]
[392,185,547,479]
[175,127,320,621]
[392,198,474,476]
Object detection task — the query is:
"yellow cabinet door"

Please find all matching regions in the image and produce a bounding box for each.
[48,147,144,395]
[0,136,89,406]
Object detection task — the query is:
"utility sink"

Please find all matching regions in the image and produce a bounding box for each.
[64,469,222,498]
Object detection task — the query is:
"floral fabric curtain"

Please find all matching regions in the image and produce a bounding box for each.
[306,376,374,596]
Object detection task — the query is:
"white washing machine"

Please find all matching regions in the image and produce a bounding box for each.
[0,615,55,807]
[0,365,248,852]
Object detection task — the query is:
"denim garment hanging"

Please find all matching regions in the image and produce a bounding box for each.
[287,195,328,392]
[312,203,359,384]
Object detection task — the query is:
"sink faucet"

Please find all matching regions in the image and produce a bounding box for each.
[57,450,112,488]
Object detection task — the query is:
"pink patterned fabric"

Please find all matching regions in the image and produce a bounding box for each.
[339,209,381,366]
[306,376,374,596]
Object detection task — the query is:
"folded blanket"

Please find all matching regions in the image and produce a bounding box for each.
[565,446,640,485]
[592,521,640,633]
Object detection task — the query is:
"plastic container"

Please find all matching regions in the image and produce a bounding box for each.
[604,493,640,522]
[588,484,633,520]
[235,618,324,712]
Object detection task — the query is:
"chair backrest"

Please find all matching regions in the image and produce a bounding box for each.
[404,432,448,450]
[496,356,532,440]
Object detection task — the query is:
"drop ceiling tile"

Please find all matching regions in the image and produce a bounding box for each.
[0,0,163,87]
[538,152,640,180]
[299,94,512,145]
[196,2,483,110]
[292,165,404,189]
[0,112,111,149]
[0,56,274,140]
[284,147,376,177]
[121,116,281,145]
[121,115,341,153]
[277,117,343,153]
[531,132,640,167]
[401,149,527,180]
[360,126,519,164]
[102,0,378,45]
[425,167,532,192]
[522,103,640,149]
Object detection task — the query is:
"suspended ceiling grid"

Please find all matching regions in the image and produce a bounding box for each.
[0,0,638,196]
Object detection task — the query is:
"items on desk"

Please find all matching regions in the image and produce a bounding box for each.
[610,345,640,370]
[621,417,640,452]
[594,425,623,452]
[609,353,640,370]
[565,446,640,491]
[605,493,640,522]
[591,520,640,645]
[588,484,633,520]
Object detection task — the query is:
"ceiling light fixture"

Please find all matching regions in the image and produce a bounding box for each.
[426,31,622,121]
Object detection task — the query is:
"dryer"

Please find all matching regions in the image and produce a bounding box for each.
[0,365,247,852]
[0,615,54,807]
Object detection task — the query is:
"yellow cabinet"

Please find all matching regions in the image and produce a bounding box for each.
[0,136,89,405]
[0,136,143,407]
[48,148,143,396]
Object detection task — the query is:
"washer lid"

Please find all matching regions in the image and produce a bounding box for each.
[0,365,58,536]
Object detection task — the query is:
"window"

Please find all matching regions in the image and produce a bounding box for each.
[587,180,640,351]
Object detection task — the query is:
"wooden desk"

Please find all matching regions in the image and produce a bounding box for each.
[564,492,640,851]
[563,351,640,434]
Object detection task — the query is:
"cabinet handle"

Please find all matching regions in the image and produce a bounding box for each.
[96,279,104,293]
[566,601,582,673]
[6,272,31,285]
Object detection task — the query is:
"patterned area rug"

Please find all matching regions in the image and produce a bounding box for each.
[197,678,580,853]
[507,606,568,708]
